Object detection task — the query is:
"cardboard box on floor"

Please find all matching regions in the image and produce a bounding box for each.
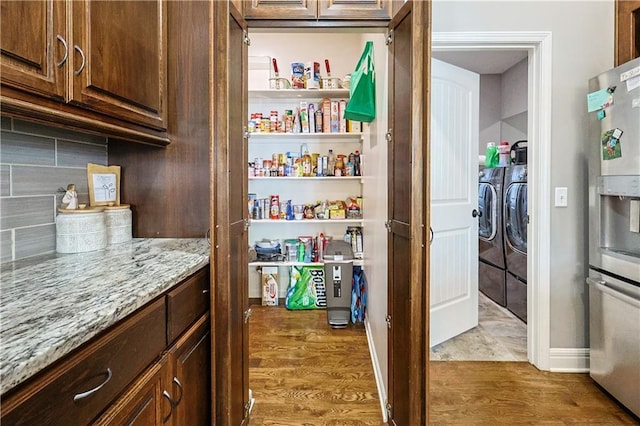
[262,266,278,306]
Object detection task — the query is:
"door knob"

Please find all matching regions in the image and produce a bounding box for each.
[472,209,482,218]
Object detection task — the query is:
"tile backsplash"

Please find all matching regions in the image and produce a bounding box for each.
[0,117,108,263]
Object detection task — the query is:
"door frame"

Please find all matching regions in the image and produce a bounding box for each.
[431,31,553,370]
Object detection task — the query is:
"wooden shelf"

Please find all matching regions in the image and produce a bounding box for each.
[248,89,350,99]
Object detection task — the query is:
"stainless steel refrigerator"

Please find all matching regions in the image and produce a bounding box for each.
[587,57,640,418]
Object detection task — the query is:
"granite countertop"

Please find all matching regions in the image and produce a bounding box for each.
[0,238,210,393]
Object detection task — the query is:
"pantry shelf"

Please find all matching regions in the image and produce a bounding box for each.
[250,219,363,225]
[248,89,350,99]
[249,176,363,181]
[248,132,362,140]
[249,259,364,267]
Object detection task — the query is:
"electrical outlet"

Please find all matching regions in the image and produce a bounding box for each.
[555,187,568,207]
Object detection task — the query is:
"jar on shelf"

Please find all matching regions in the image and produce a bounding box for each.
[335,154,345,176]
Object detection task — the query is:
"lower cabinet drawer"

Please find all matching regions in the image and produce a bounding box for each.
[1,298,166,426]
[167,267,210,343]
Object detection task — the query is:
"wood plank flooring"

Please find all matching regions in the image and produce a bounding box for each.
[430,361,639,425]
[248,305,383,425]
[249,305,638,425]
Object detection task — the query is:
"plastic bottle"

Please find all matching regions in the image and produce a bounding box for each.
[301,143,312,176]
[353,150,361,176]
[498,141,510,167]
[485,142,499,168]
[327,149,335,176]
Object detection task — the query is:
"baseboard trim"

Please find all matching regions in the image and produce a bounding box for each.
[548,348,590,372]
[365,319,388,423]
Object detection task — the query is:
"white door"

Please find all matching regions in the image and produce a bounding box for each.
[429,58,480,347]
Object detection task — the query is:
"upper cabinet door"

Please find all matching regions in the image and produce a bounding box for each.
[71,0,167,131]
[615,0,640,65]
[318,0,390,20]
[0,0,67,101]
[243,0,317,19]
[244,0,389,20]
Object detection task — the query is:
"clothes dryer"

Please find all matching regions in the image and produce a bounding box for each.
[478,166,506,306]
[504,164,528,322]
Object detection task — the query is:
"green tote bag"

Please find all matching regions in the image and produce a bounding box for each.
[344,41,376,123]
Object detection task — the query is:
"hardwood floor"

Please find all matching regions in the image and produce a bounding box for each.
[248,305,638,425]
[248,305,383,425]
[430,362,638,425]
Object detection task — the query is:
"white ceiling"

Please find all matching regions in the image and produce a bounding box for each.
[431,50,528,75]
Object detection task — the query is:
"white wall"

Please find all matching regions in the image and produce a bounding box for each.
[501,58,528,119]
[479,74,502,154]
[501,59,528,145]
[433,0,614,350]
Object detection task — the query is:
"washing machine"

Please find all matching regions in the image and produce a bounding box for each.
[504,164,528,322]
[478,166,506,306]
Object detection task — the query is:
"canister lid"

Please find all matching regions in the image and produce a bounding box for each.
[57,206,104,214]
[103,204,131,210]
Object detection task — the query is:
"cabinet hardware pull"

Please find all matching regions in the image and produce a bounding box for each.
[162,390,175,423]
[56,35,68,67]
[73,45,86,76]
[202,289,210,294]
[429,227,434,245]
[73,368,112,401]
[173,377,184,405]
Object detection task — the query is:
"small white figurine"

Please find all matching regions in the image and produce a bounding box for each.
[61,184,78,210]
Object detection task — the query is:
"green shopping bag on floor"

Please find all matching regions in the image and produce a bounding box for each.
[344,41,376,123]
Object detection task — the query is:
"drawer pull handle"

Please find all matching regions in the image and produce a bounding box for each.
[73,45,86,76]
[173,377,184,405]
[73,368,112,401]
[202,289,210,294]
[162,390,175,423]
[56,35,68,67]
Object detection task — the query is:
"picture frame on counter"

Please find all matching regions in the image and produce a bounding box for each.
[87,163,121,207]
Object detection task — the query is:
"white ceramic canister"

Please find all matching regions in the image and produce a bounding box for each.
[56,209,107,253]
[104,204,132,245]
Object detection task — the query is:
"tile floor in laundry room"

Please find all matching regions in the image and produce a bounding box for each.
[430,291,528,361]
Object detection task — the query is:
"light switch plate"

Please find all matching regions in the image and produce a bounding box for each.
[555,187,568,207]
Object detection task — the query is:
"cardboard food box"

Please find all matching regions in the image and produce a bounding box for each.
[328,200,347,219]
[262,266,279,306]
[321,98,331,133]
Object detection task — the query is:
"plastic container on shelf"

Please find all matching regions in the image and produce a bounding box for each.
[484,142,499,168]
[498,141,511,167]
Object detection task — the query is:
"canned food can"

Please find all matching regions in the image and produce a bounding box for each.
[270,195,280,219]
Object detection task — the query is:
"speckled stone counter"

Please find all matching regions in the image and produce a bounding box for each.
[0,238,210,393]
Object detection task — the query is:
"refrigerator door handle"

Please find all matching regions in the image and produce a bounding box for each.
[586,277,640,308]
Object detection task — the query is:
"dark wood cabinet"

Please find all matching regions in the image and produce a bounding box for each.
[318,0,390,20]
[615,0,640,65]
[244,0,316,19]
[96,315,211,426]
[93,360,167,426]
[244,0,390,20]
[0,0,67,101]
[166,315,211,426]
[0,299,167,426]
[1,266,211,426]
[70,0,167,131]
[0,0,169,145]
